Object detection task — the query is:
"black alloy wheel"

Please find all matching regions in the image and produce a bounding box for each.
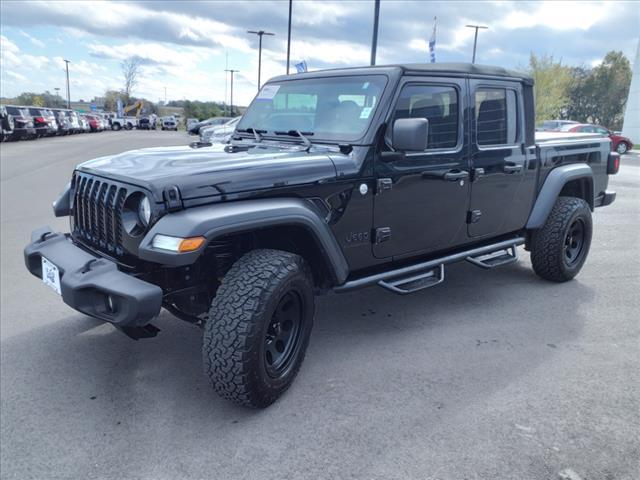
[564,218,586,266]
[264,290,303,378]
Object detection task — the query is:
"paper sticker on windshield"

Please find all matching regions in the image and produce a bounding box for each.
[257,84,280,100]
[360,107,373,119]
[362,82,370,89]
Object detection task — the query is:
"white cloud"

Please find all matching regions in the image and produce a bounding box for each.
[19,29,45,47]
[500,1,611,31]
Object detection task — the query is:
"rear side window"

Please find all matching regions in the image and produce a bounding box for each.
[475,88,519,146]
[392,84,459,149]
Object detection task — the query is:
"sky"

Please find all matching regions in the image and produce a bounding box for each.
[0,0,638,107]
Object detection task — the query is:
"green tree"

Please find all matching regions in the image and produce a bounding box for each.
[528,53,573,124]
[584,51,631,129]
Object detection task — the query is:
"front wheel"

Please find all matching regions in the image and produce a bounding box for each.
[616,142,628,154]
[530,196,592,282]
[112,123,121,131]
[203,249,315,408]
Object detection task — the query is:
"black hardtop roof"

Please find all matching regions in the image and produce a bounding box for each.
[270,62,533,85]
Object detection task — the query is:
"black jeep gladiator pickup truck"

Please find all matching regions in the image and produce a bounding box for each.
[25,63,619,408]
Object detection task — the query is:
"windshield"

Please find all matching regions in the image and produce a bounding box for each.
[238,75,387,142]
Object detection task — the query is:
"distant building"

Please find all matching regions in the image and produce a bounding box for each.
[622,38,639,144]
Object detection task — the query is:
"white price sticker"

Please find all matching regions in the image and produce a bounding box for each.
[256,84,280,100]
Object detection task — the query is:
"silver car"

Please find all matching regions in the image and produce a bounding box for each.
[199,116,241,144]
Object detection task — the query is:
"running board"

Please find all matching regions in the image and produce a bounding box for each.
[465,246,518,269]
[333,236,525,294]
[378,264,444,295]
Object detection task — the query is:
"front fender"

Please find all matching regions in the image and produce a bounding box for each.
[526,163,594,229]
[138,198,349,284]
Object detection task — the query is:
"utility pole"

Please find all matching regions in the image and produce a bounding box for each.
[370,0,381,66]
[247,30,275,90]
[286,0,293,74]
[164,86,167,104]
[63,59,71,108]
[225,69,239,116]
[465,24,488,64]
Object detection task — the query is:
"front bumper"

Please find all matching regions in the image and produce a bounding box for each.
[24,227,162,327]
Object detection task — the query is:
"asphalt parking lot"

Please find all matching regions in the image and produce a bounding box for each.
[1,132,639,480]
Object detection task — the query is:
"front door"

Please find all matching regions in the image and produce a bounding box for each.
[468,81,527,237]
[373,78,470,259]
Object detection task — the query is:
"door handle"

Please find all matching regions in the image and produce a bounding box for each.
[443,170,469,181]
[503,164,523,173]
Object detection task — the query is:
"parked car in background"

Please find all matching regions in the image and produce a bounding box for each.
[138,116,156,130]
[79,115,91,133]
[83,115,102,132]
[161,116,178,131]
[562,123,634,154]
[51,109,72,135]
[186,118,199,131]
[111,116,137,130]
[536,119,579,131]
[66,111,82,134]
[199,116,241,144]
[5,106,36,140]
[188,116,232,135]
[28,107,58,137]
[1,105,14,141]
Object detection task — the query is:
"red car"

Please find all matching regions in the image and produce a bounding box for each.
[564,123,634,154]
[83,115,102,132]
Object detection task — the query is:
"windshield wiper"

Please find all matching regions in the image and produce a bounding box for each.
[274,130,314,150]
[236,127,266,143]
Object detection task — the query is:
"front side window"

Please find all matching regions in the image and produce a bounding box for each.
[392,84,459,149]
[238,75,387,142]
[476,88,519,146]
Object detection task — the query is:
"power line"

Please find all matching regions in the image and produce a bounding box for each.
[465,24,488,64]
[247,30,275,90]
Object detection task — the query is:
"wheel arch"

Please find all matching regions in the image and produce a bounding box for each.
[138,198,349,286]
[526,164,594,229]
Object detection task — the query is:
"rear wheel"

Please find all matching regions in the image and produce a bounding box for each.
[616,142,628,154]
[203,249,315,408]
[113,123,121,131]
[530,196,592,282]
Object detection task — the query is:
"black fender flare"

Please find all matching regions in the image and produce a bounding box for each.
[526,163,594,229]
[138,198,349,285]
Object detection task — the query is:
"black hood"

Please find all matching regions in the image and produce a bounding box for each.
[77,143,338,201]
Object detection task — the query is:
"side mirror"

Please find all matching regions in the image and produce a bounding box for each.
[392,118,429,152]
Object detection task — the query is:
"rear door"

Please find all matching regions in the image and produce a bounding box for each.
[373,77,470,259]
[468,81,526,237]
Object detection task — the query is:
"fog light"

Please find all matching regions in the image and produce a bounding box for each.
[152,235,205,253]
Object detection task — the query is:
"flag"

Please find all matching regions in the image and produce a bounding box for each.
[429,17,437,63]
[116,98,124,117]
[295,60,308,73]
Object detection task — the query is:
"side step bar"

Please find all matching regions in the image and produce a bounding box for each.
[334,237,524,294]
[378,264,444,295]
[465,246,518,269]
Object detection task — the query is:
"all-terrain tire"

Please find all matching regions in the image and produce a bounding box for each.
[203,249,315,408]
[530,196,592,282]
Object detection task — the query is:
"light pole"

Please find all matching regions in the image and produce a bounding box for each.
[370,0,381,66]
[247,30,275,90]
[63,59,71,108]
[225,69,239,116]
[54,87,61,106]
[465,24,488,64]
[164,86,167,104]
[286,0,293,74]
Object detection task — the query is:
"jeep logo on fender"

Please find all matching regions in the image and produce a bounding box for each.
[345,231,369,244]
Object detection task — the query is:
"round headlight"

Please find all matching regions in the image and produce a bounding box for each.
[138,196,151,226]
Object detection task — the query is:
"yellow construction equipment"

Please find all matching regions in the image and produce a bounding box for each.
[124,100,144,117]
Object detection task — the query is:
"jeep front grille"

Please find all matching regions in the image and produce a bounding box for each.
[72,173,127,256]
